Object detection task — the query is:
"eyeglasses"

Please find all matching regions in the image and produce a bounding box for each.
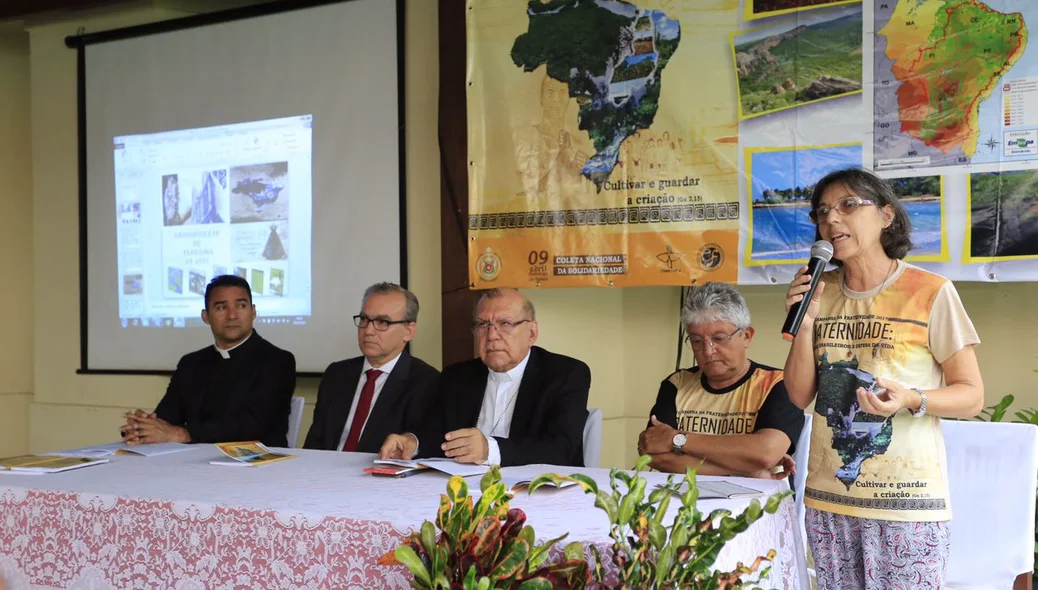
[686,328,744,350]
[809,196,875,223]
[353,314,411,331]
[472,319,532,335]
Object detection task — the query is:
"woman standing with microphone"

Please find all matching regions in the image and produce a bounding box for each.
[783,168,984,589]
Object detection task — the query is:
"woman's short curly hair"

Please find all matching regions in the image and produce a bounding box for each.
[810,168,913,264]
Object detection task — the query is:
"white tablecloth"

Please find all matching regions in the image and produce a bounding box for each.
[0,447,806,589]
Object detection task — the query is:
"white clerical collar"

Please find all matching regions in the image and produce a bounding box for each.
[214,331,253,359]
[488,349,531,383]
[362,350,403,375]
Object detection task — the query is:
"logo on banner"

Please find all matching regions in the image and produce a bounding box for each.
[656,245,684,273]
[1004,130,1038,156]
[697,244,724,271]
[477,247,502,281]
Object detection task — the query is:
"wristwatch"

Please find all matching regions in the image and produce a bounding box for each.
[672,432,687,453]
[908,388,927,418]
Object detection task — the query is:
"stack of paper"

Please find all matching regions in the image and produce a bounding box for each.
[209,441,296,467]
[500,476,579,492]
[655,480,763,499]
[364,462,430,478]
[371,458,489,478]
[47,442,194,459]
[0,455,109,475]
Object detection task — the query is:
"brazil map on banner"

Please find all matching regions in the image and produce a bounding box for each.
[467,0,1038,288]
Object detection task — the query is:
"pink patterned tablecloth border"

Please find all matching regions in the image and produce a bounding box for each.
[0,488,415,590]
[0,486,799,589]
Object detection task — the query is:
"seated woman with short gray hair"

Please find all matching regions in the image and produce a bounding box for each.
[637,282,804,479]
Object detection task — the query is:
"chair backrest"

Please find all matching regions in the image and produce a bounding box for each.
[583,408,603,468]
[943,420,1038,589]
[287,396,306,449]
[792,412,813,559]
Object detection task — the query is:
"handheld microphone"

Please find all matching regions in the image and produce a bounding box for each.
[781,240,833,341]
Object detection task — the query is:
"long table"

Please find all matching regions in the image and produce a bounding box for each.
[0,447,806,589]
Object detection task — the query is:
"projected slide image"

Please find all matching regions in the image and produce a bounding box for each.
[119,202,140,225]
[123,274,143,295]
[263,223,287,260]
[161,175,180,225]
[230,162,289,224]
[226,265,287,297]
[231,222,289,262]
[115,114,313,327]
[162,170,228,226]
[168,267,184,294]
[189,271,207,296]
[160,226,231,299]
[270,268,285,297]
[251,269,265,295]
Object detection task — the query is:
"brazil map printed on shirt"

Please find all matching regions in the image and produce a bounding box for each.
[805,262,978,522]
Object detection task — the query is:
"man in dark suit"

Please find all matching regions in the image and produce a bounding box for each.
[379,288,590,467]
[304,283,439,453]
[120,275,296,447]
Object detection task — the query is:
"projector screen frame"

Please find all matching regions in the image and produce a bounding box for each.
[66,0,408,378]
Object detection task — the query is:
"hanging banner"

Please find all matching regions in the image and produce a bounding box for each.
[467,0,1038,287]
[467,0,741,288]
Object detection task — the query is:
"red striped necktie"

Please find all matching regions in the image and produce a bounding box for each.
[343,368,382,452]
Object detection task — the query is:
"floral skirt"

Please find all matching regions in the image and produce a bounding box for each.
[806,507,950,590]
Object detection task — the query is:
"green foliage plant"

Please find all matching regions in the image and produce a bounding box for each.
[378,465,590,590]
[528,455,793,589]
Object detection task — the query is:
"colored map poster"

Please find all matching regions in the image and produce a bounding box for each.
[874,0,1036,171]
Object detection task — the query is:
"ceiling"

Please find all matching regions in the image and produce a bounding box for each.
[0,0,278,22]
[0,0,138,20]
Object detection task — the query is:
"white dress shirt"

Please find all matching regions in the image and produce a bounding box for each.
[213,331,252,359]
[335,352,402,451]
[476,350,531,466]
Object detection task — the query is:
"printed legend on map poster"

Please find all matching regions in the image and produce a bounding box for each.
[1002,78,1038,128]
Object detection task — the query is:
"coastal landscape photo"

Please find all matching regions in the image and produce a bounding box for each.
[746,143,862,264]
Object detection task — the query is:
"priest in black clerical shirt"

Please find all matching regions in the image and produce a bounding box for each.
[120,275,296,447]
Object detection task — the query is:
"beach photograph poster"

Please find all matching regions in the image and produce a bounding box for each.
[745,143,863,265]
[888,175,946,263]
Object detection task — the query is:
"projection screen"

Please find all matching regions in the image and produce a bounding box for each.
[69,0,405,374]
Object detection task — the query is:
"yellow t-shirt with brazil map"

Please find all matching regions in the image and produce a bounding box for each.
[805,261,980,522]
[648,362,804,456]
